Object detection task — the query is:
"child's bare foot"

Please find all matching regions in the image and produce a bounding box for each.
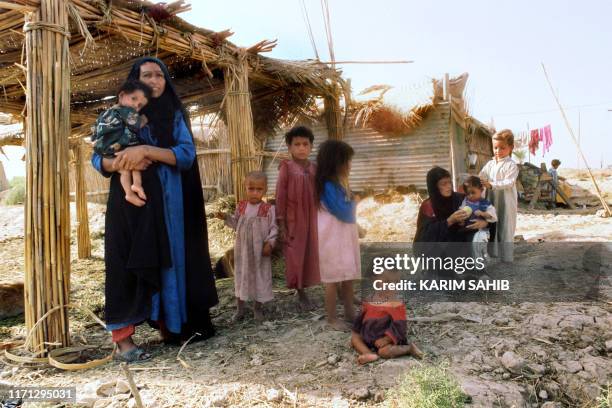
[326,319,350,332]
[378,344,420,359]
[357,353,379,365]
[125,192,146,207]
[297,290,315,311]
[408,343,424,359]
[231,308,246,323]
[253,303,264,323]
[131,184,147,201]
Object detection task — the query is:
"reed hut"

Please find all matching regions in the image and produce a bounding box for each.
[0,0,343,356]
[263,74,495,193]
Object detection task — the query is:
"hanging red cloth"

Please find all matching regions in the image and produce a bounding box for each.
[541,125,552,156]
[529,129,540,155]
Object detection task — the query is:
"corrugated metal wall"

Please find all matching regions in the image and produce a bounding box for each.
[263,103,453,194]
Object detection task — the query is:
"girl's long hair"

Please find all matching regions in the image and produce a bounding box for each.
[315,140,354,203]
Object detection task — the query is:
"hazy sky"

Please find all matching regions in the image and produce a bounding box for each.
[182,0,612,170]
[2,0,610,180]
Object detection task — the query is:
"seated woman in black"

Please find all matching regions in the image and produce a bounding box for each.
[413,167,488,279]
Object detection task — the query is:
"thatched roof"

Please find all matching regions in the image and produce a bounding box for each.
[0,0,342,139]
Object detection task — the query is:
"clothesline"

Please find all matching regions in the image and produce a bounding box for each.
[514,124,553,158]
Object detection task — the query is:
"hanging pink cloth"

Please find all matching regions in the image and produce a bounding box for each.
[541,125,552,156]
[529,129,540,155]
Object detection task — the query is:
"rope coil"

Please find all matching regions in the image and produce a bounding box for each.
[23,22,71,38]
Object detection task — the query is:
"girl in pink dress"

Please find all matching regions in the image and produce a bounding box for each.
[275,126,320,310]
[315,140,361,331]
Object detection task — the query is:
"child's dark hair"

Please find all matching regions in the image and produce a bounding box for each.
[463,175,483,191]
[551,159,561,167]
[285,125,314,145]
[315,140,354,202]
[118,80,152,101]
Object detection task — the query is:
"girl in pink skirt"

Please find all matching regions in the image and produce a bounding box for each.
[315,140,361,331]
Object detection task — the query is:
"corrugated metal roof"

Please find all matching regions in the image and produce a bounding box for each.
[264,103,453,195]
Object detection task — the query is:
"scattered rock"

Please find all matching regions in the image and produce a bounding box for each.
[538,389,548,400]
[493,367,505,374]
[605,339,612,352]
[266,388,282,403]
[541,403,562,408]
[92,398,113,408]
[96,380,118,397]
[500,351,526,374]
[327,354,340,365]
[526,363,546,376]
[206,389,231,407]
[250,354,263,366]
[350,387,370,400]
[373,391,385,403]
[114,380,130,395]
[502,372,511,380]
[564,360,582,374]
[493,317,510,326]
[0,370,11,379]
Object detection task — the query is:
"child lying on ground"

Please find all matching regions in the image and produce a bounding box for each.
[351,270,423,365]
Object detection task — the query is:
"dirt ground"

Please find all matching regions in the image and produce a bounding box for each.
[0,169,610,407]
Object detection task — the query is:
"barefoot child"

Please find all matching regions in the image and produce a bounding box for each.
[351,270,423,365]
[92,80,151,207]
[461,176,497,261]
[316,140,360,331]
[217,171,277,322]
[479,129,519,262]
[275,126,320,310]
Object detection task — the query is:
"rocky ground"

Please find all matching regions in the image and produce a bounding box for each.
[0,170,610,407]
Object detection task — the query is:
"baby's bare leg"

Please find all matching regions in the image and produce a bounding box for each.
[351,332,379,365]
[120,170,145,207]
[130,170,146,200]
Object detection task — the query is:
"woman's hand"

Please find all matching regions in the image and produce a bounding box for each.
[374,336,393,349]
[114,146,150,171]
[447,209,469,226]
[466,219,488,230]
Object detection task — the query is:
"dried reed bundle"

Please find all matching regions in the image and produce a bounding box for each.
[223,53,260,201]
[23,0,71,354]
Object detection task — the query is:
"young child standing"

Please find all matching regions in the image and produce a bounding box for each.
[217,171,277,322]
[550,159,561,208]
[351,270,423,365]
[315,140,360,331]
[479,129,519,262]
[461,176,497,261]
[91,80,151,207]
[275,126,320,310]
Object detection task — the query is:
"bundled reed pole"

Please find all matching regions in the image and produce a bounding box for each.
[23,0,71,354]
[324,84,343,140]
[223,53,259,201]
[74,140,91,259]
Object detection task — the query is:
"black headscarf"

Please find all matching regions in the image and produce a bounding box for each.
[127,57,184,148]
[426,166,458,221]
[127,57,218,340]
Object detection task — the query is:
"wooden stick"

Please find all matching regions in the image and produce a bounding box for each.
[541,63,611,216]
[121,363,144,408]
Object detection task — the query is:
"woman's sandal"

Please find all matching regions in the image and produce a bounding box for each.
[114,347,151,363]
